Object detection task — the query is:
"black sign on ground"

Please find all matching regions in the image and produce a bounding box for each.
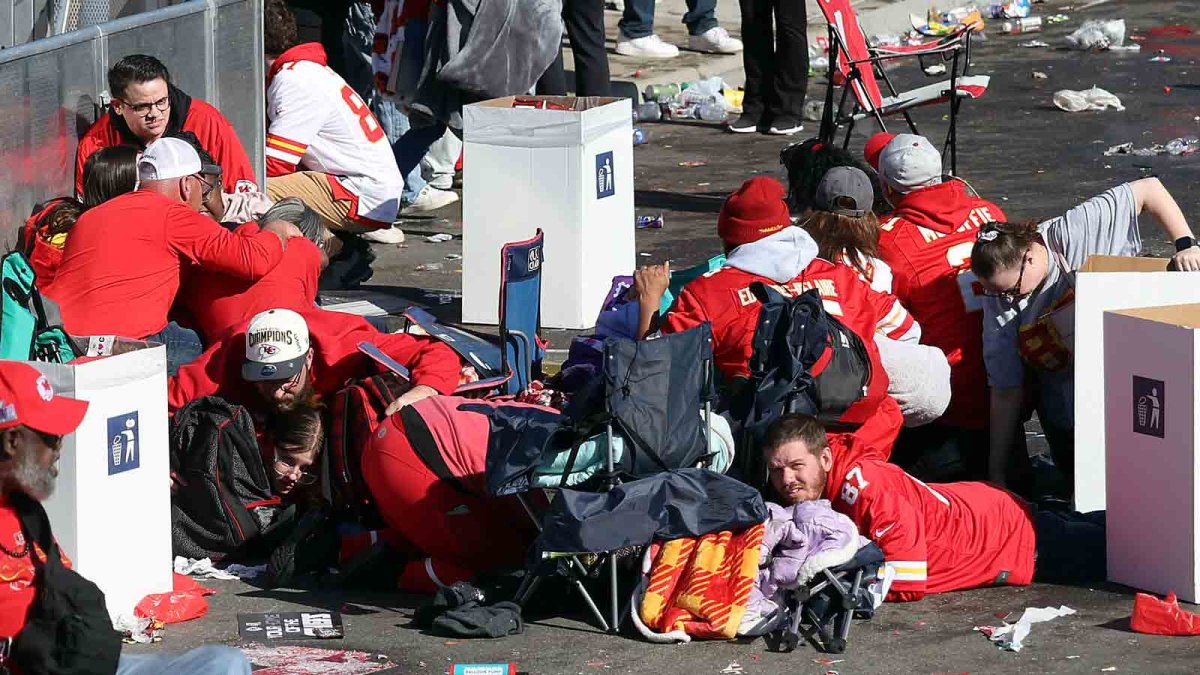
[237,612,344,641]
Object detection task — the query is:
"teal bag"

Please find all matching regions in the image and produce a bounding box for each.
[0,251,77,363]
[661,253,728,312]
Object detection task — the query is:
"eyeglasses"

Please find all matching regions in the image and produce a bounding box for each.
[272,456,318,485]
[119,96,170,117]
[193,174,217,201]
[982,248,1030,303]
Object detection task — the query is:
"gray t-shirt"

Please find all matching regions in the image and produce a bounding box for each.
[981,183,1141,429]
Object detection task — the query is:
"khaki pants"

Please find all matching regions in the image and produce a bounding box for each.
[267,171,373,234]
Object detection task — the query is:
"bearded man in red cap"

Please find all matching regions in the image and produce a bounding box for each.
[634,176,914,447]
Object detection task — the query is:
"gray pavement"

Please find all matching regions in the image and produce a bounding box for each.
[134,0,1200,672]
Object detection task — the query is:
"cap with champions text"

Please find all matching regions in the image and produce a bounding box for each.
[0,361,88,436]
[242,309,311,382]
[138,137,202,183]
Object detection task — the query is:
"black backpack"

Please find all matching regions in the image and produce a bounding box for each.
[10,492,121,675]
[731,285,871,482]
[169,397,289,561]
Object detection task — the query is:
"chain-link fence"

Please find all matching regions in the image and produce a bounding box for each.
[0,0,264,245]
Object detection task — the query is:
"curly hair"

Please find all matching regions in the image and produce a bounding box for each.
[264,0,299,58]
[780,138,888,214]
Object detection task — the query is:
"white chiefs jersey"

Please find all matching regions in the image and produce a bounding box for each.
[267,59,402,225]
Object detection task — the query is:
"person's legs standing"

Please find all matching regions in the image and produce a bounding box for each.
[732,0,773,132]
[766,0,808,134]
[563,0,611,96]
[394,122,457,213]
[682,0,718,36]
[386,107,428,204]
[118,645,251,675]
[685,0,743,53]
[619,0,656,39]
[1032,507,1106,584]
[423,130,463,191]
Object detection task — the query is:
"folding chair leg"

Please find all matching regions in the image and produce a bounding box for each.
[608,555,620,632]
[576,575,612,631]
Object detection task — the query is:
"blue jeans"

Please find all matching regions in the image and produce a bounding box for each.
[145,321,205,376]
[620,0,719,38]
[118,645,251,675]
[394,122,449,192]
[389,106,428,204]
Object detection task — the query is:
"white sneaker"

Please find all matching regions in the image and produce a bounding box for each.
[360,226,405,244]
[616,33,680,59]
[688,27,743,54]
[404,185,460,214]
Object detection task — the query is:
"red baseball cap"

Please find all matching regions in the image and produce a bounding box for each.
[864,132,897,170]
[0,361,88,436]
[717,177,792,248]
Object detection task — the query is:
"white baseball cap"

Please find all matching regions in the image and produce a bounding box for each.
[242,309,311,382]
[877,133,943,194]
[137,137,202,182]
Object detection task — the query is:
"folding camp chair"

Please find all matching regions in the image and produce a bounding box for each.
[484,323,719,632]
[403,229,545,396]
[768,541,885,654]
[815,0,990,174]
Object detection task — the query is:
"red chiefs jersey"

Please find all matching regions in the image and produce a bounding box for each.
[824,432,1036,601]
[663,259,913,428]
[877,180,1006,429]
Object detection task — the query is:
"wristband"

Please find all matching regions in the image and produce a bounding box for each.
[1175,236,1198,253]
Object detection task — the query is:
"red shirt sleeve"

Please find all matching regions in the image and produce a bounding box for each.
[165,203,284,280]
[662,286,709,335]
[74,132,103,198]
[189,101,259,192]
[375,332,462,394]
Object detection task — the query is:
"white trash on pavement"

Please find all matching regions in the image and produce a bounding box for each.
[975,605,1077,652]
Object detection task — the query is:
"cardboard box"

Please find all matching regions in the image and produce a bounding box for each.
[462,96,635,329]
[1104,304,1200,602]
[32,339,172,618]
[1074,256,1200,512]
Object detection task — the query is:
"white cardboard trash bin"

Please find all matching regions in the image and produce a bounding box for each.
[1104,304,1200,603]
[1073,256,1200,513]
[462,96,635,329]
[32,338,173,619]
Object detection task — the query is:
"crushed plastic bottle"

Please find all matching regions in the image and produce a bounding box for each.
[802,99,825,122]
[698,102,728,122]
[1165,137,1200,156]
[633,127,648,145]
[1066,19,1126,50]
[1000,17,1042,34]
[415,263,443,272]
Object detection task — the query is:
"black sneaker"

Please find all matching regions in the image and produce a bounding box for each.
[768,117,804,136]
[728,113,761,134]
[337,540,407,591]
[267,506,339,588]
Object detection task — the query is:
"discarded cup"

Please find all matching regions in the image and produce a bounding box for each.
[637,214,664,229]
[634,101,662,122]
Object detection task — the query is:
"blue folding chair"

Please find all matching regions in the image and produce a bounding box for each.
[404,229,545,396]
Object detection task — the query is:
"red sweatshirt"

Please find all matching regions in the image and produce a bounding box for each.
[176,223,321,343]
[168,308,462,412]
[47,191,284,339]
[824,432,1036,602]
[75,86,257,196]
[877,180,1006,429]
[0,494,73,641]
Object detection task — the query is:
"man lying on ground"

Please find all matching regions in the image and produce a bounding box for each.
[47,138,302,375]
[633,176,917,446]
[762,413,1105,602]
[0,361,253,675]
[75,54,257,196]
[168,307,460,420]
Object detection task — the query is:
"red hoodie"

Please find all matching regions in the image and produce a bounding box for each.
[823,431,1036,602]
[877,180,1005,430]
[168,308,461,412]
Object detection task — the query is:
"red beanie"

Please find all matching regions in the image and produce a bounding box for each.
[717,177,791,248]
[864,132,897,170]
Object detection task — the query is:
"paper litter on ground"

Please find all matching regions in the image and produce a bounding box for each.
[240,645,395,675]
[974,605,1076,651]
[174,556,266,580]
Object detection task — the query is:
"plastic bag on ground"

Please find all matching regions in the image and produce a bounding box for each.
[1066,19,1126,50]
[1053,87,1124,112]
[134,573,215,624]
[1130,592,1200,636]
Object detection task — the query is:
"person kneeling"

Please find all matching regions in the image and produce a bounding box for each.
[761,413,1105,601]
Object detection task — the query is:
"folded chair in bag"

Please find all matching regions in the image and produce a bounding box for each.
[403,230,545,396]
[816,0,990,174]
[768,541,885,653]
[477,323,725,631]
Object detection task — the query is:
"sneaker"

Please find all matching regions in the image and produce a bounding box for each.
[616,32,680,59]
[728,113,761,134]
[768,117,804,135]
[404,185,460,214]
[267,506,339,589]
[360,226,405,244]
[688,26,743,54]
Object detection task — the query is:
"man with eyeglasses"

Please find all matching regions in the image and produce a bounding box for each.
[0,361,254,675]
[47,138,303,375]
[74,54,258,197]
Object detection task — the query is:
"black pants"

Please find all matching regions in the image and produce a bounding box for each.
[537,0,612,97]
[738,0,808,121]
[892,423,989,483]
[1033,507,1106,584]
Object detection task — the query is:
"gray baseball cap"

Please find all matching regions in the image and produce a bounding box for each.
[814,166,874,218]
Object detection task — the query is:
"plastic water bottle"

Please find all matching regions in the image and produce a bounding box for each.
[643,83,680,103]
[633,127,648,145]
[698,102,727,122]
[634,101,662,122]
[1165,137,1200,156]
[1000,17,1042,34]
[802,100,825,122]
